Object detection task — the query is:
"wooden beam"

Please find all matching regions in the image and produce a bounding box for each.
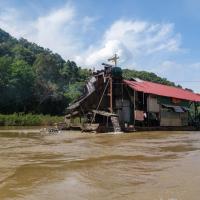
[109,76,113,112]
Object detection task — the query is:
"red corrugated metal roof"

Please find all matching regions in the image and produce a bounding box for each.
[124,80,200,102]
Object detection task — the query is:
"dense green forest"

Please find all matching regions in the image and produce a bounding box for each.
[0,28,91,115]
[0,28,178,115]
[122,69,177,87]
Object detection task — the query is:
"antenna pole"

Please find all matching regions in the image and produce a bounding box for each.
[108,53,119,67]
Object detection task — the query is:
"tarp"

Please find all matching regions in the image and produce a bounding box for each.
[124,80,200,102]
[162,104,185,113]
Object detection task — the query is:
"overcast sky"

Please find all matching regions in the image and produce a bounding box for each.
[0,0,199,92]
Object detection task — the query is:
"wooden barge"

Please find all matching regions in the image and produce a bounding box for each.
[63,55,200,133]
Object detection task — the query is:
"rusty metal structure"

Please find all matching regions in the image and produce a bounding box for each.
[64,57,200,133]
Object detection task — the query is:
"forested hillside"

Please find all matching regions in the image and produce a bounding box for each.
[0,28,91,115]
[122,69,177,87]
[0,28,177,115]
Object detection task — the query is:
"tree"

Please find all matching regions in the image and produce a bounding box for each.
[0,56,12,88]
[123,69,176,86]
[9,59,35,112]
[12,44,35,65]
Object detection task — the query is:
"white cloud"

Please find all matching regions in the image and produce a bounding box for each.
[81,16,99,32]
[0,4,86,59]
[30,4,77,57]
[76,20,182,68]
[152,60,200,93]
[0,8,28,38]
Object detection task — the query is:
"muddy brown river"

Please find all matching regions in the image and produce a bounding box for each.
[0,129,200,200]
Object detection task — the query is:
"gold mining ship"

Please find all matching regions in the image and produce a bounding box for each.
[62,55,200,133]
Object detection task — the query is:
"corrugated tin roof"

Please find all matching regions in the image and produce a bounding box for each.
[124,80,200,102]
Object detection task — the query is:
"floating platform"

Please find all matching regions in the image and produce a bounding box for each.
[134,126,199,132]
[56,122,199,133]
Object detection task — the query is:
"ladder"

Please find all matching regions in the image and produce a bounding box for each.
[111,116,121,132]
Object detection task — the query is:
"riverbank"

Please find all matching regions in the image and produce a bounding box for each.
[0,113,64,126]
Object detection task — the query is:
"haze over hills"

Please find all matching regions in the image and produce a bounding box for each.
[0,28,184,115]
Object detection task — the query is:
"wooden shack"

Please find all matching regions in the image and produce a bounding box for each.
[65,61,200,133]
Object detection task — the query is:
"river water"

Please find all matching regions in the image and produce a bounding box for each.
[0,129,200,200]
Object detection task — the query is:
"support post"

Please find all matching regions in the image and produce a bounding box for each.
[106,116,109,128]
[133,90,136,126]
[195,102,198,122]
[109,76,113,113]
[143,92,145,110]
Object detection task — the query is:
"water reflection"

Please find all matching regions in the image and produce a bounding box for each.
[0,130,200,200]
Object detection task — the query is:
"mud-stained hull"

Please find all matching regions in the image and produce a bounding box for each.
[58,122,199,133]
[134,126,199,132]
